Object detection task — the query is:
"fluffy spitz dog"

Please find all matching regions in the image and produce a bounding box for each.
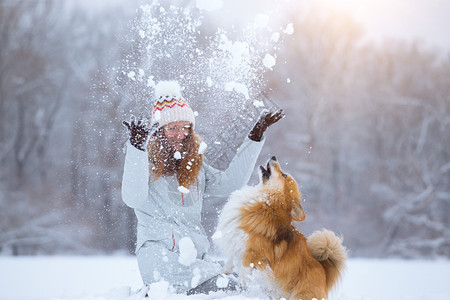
[214,156,347,299]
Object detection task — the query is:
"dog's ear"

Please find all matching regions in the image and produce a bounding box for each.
[292,201,306,221]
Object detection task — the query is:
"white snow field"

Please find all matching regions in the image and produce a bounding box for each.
[0,256,449,300]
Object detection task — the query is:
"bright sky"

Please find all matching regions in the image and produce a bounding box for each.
[299,0,450,51]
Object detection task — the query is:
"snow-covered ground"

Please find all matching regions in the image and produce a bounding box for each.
[0,256,449,300]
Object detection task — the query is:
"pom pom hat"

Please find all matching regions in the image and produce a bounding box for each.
[150,81,195,129]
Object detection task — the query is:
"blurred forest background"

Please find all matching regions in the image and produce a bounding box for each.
[0,0,449,259]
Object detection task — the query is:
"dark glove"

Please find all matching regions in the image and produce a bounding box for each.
[248,107,285,142]
[122,116,151,151]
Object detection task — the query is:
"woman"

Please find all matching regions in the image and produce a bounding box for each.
[122,81,283,294]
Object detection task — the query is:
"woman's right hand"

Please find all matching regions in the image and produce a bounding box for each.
[123,116,151,151]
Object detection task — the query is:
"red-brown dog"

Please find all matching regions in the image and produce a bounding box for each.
[215,156,346,299]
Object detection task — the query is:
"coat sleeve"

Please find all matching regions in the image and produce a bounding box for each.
[121,141,149,209]
[203,137,264,197]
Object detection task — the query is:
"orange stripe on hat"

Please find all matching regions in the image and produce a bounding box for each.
[152,98,191,114]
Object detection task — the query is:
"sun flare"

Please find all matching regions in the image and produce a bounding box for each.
[297,0,449,49]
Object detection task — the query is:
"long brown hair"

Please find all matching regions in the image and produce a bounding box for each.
[147,127,203,189]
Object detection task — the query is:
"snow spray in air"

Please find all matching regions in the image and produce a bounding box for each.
[116,0,293,169]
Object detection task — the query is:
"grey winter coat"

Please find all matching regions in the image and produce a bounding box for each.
[121,137,264,292]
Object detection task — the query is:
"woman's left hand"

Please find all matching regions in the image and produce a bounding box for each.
[248,107,285,141]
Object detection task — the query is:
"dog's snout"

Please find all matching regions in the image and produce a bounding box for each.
[260,165,270,180]
[271,156,277,161]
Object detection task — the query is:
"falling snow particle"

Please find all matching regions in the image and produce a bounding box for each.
[271,32,280,42]
[253,100,264,108]
[198,142,207,154]
[206,77,213,87]
[153,270,161,281]
[284,23,294,35]
[218,37,250,68]
[212,230,223,240]
[147,76,155,87]
[174,151,182,160]
[127,71,136,81]
[216,276,229,288]
[178,237,197,266]
[263,54,276,69]
[178,186,190,194]
[225,81,250,99]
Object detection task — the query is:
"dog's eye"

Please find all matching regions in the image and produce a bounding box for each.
[282,173,287,178]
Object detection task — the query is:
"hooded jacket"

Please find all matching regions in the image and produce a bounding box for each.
[121,137,264,263]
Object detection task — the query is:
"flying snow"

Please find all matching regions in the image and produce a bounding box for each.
[116,0,297,163]
[263,54,276,69]
[147,76,155,88]
[216,275,229,289]
[177,186,190,194]
[211,230,222,240]
[198,142,207,154]
[174,151,182,160]
[284,23,294,35]
[127,71,136,81]
[206,77,213,87]
[253,100,264,108]
[225,82,250,99]
[218,36,250,68]
[271,32,280,43]
[115,0,298,191]
[178,237,197,267]
[153,270,161,281]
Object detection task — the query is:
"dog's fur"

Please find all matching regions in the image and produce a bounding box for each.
[214,156,346,299]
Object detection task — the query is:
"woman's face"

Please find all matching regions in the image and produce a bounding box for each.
[163,121,191,151]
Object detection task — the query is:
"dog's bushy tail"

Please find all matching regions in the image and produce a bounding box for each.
[307,229,347,293]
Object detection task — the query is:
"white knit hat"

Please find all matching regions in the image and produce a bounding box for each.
[150,81,195,129]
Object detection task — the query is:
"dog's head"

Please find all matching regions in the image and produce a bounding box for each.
[259,156,306,222]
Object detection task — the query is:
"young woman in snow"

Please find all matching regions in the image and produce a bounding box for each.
[121,81,283,294]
